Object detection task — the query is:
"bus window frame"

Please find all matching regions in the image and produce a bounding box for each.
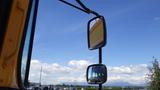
[17,0,39,89]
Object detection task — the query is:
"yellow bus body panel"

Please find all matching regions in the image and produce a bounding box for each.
[0,0,29,89]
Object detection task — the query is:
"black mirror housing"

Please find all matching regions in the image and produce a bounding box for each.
[86,64,107,84]
[87,16,107,50]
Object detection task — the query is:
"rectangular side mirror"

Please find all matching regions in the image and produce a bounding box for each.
[86,64,107,84]
[87,16,106,50]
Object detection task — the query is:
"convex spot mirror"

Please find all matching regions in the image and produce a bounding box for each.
[86,64,107,84]
[88,16,106,50]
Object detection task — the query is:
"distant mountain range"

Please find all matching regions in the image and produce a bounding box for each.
[105,81,146,87]
[63,81,147,87]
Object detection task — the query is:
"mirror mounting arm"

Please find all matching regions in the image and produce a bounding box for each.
[99,48,102,90]
[99,48,102,64]
[59,0,100,16]
[75,0,100,16]
[99,84,102,90]
[90,11,100,16]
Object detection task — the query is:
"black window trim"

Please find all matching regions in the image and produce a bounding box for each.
[17,0,39,89]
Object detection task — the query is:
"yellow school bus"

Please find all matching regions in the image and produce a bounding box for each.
[0,0,39,89]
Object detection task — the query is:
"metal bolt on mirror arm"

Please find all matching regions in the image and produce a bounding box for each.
[59,0,100,16]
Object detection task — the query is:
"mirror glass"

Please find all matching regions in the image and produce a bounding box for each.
[88,16,106,50]
[87,64,107,84]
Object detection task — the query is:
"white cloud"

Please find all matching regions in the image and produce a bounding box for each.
[29,59,149,85]
[108,64,148,75]
[107,64,149,85]
[69,60,92,70]
[29,59,92,84]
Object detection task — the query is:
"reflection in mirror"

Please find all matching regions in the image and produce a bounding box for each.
[88,16,106,50]
[87,64,107,84]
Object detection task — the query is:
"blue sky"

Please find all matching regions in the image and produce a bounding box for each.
[29,0,160,84]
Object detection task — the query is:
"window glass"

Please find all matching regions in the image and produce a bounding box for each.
[29,0,98,86]
[21,0,36,83]
[29,0,160,90]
